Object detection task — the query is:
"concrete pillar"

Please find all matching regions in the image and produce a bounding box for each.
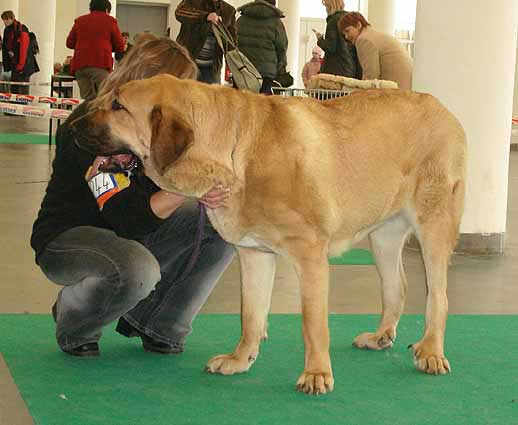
[109,0,116,18]
[169,0,182,40]
[413,0,518,254]
[366,0,396,35]
[0,0,18,16]
[514,35,518,119]
[75,0,90,18]
[278,0,301,86]
[55,0,76,63]
[358,0,368,16]
[18,0,56,88]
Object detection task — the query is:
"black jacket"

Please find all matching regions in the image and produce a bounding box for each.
[30,103,166,263]
[236,1,288,79]
[2,21,39,76]
[317,11,361,79]
[176,0,236,80]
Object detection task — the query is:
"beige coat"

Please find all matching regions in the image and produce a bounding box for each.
[356,27,413,90]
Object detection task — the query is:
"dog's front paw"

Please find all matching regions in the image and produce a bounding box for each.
[353,329,396,350]
[296,371,334,395]
[409,341,451,375]
[205,353,254,375]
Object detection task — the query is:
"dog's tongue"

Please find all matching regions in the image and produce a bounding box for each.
[87,156,110,180]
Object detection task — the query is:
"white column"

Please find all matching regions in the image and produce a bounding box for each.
[55,0,76,63]
[18,0,56,89]
[413,0,518,253]
[0,0,18,15]
[278,0,301,86]
[514,41,518,119]
[358,0,368,16]
[169,0,182,40]
[75,0,90,18]
[366,0,396,35]
[109,0,116,17]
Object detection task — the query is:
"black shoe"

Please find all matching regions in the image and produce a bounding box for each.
[62,342,100,358]
[116,317,183,355]
[115,316,141,338]
[141,335,183,355]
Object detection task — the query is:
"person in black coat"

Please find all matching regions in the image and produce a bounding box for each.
[1,10,38,94]
[314,0,360,79]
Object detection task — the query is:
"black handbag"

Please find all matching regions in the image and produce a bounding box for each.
[275,70,294,88]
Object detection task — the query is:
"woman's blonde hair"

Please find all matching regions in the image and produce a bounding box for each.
[322,0,344,15]
[95,37,197,104]
[133,31,159,45]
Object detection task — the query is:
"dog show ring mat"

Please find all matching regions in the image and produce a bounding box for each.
[1,314,516,425]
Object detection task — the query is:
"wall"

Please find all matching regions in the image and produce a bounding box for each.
[55,0,76,63]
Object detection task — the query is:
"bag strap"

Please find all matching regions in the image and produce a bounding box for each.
[212,21,237,52]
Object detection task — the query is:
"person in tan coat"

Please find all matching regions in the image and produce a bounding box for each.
[338,12,413,90]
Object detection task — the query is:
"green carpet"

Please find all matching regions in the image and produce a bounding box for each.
[1,314,516,425]
[330,248,374,265]
[0,133,53,144]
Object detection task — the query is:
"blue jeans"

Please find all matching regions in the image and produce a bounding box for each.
[197,65,220,84]
[38,202,235,352]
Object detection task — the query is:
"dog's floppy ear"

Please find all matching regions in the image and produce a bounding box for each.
[150,105,193,175]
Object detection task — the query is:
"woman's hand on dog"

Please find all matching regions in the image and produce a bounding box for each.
[199,185,231,209]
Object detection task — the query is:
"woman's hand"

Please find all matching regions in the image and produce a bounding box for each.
[207,12,221,23]
[199,185,231,209]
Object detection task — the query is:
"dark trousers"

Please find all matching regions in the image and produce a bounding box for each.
[260,78,274,96]
[10,71,30,94]
[197,65,220,85]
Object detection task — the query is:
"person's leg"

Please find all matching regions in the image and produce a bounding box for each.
[75,68,97,101]
[197,66,214,84]
[90,68,109,97]
[119,201,235,351]
[10,72,30,95]
[260,78,273,95]
[38,226,161,354]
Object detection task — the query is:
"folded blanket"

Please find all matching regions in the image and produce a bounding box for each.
[308,73,399,91]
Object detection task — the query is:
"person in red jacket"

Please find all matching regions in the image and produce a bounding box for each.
[66,0,125,100]
[1,10,33,95]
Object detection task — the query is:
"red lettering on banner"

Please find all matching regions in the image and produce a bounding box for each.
[38,97,58,104]
[61,99,81,105]
[50,109,71,119]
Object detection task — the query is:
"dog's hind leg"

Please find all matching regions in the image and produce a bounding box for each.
[407,159,465,375]
[205,247,275,375]
[353,213,412,350]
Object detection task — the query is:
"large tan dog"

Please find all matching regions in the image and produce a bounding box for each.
[73,75,466,395]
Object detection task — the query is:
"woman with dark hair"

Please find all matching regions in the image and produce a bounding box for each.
[313,0,360,79]
[66,0,125,100]
[338,11,413,89]
[31,38,235,358]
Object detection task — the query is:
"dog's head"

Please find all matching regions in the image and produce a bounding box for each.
[72,75,234,196]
